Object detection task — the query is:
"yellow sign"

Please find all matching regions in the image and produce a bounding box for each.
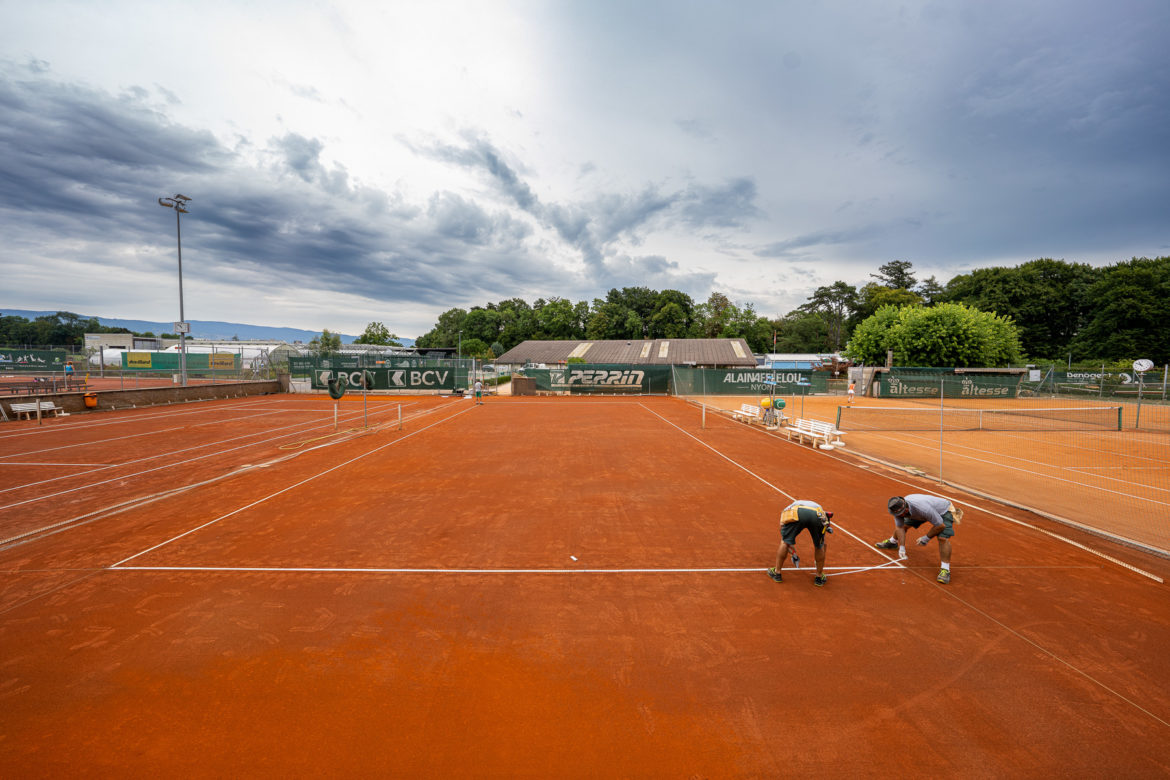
[209,353,235,370]
[126,352,153,369]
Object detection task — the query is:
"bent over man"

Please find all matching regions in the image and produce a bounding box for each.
[875,494,964,584]
[768,499,832,587]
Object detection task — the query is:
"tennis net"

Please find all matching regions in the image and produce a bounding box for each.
[835,405,1123,432]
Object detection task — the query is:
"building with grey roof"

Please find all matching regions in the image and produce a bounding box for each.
[495,339,757,368]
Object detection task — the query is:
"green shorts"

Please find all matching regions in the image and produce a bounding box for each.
[781,516,829,549]
[906,512,955,539]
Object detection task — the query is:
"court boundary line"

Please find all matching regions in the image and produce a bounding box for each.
[0,403,443,550]
[698,399,1169,579]
[822,441,1168,580]
[665,400,1170,730]
[638,403,902,565]
[104,563,1099,574]
[859,427,1170,502]
[0,399,429,506]
[107,403,476,568]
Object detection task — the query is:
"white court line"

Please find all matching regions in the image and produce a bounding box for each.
[0,401,413,503]
[743,416,1168,582]
[850,427,1170,505]
[105,563,954,575]
[638,403,903,567]
[0,403,448,549]
[108,403,475,568]
[0,425,188,460]
[887,426,1170,494]
[0,462,113,467]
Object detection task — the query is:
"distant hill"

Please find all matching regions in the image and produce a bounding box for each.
[1,309,416,346]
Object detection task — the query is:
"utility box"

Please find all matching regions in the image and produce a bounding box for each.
[511,376,536,396]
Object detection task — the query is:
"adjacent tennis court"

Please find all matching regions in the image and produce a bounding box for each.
[1,395,1168,775]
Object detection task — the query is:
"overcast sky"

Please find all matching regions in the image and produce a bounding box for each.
[2,1,1167,338]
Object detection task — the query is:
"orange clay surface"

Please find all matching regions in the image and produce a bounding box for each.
[1,394,1169,776]
[698,394,1170,553]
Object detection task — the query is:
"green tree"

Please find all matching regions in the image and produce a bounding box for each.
[917,275,945,305]
[416,308,468,349]
[871,260,917,289]
[309,329,343,355]
[460,337,490,358]
[800,281,858,351]
[354,322,402,346]
[842,306,903,365]
[941,259,1098,360]
[851,283,923,325]
[845,304,1021,367]
[1069,257,1170,364]
[774,311,830,352]
[489,341,505,358]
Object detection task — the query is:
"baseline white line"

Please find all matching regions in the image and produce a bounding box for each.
[107,404,475,568]
[97,563,1101,574]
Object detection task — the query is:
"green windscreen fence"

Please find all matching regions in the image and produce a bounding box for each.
[0,348,70,372]
[874,369,1022,399]
[523,365,672,394]
[671,367,827,395]
[120,352,241,372]
[289,356,473,392]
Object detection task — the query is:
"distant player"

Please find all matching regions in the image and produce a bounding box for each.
[473,379,484,405]
[847,381,855,405]
[875,494,964,584]
[767,499,832,587]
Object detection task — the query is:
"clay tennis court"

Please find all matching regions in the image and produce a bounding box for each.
[2,394,1168,775]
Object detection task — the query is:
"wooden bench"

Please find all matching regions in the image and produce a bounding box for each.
[786,417,845,448]
[9,401,69,420]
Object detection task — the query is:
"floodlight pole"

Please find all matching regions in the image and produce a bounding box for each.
[158,194,191,386]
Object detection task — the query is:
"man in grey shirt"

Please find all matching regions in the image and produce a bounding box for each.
[875,494,964,584]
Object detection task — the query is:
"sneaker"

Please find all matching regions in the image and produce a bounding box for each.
[937,568,951,584]
[814,574,828,587]
[874,539,899,550]
[767,567,783,583]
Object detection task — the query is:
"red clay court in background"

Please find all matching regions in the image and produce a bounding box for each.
[1,394,1168,776]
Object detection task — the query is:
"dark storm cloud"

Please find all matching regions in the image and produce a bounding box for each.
[0,64,565,312]
[416,134,762,287]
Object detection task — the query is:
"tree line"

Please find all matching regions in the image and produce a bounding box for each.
[0,311,166,348]
[412,256,1169,365]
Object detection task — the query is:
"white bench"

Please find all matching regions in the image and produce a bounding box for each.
[733,403,761,422]
[786,417,845,449]
[9,401,68,420]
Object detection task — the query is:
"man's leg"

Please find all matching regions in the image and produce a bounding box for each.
[774,541,791,571]
[939,537,952,565]
[814,543,826,576]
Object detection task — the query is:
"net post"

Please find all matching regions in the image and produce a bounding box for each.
[398,403,402,431]
[1116,406,1122,431]
[835,406,842,429]
[702,402,706,430]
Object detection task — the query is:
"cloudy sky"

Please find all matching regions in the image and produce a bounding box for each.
[2,1,1167,338]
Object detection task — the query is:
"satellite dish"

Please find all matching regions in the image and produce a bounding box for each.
[1133,359,1154,373]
